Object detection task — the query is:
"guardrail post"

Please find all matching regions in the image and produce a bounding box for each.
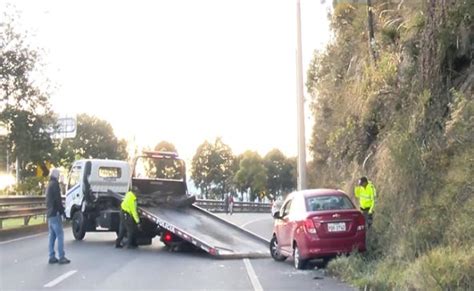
[24,216,31,226]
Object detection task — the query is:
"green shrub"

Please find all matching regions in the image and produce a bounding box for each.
[14,176,47,195]
[327,254,409,290]
[327,254,366,284]
[403,246,474,290]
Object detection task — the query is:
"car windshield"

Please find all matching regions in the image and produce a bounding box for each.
[305,195,355,211]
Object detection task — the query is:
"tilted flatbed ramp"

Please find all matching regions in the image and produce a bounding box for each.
[139,205,270,259]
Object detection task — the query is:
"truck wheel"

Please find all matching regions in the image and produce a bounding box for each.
[72,211,86,240]
[270,236,287,262]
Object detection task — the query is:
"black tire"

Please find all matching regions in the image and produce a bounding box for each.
[72,211,86,240]
[293,245,307,270]
[315,258,330,269]
[270,236,287,262]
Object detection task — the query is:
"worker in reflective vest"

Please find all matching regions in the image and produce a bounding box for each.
[354,176,376,228]
[115,187,141,249]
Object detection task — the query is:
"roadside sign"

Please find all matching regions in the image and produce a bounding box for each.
[51,116,77,139]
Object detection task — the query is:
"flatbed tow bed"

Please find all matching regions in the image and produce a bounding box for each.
[139,204,270,259]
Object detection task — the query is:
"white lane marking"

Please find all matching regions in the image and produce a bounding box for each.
[243,258,263,291]
[44,270,77,288]
[0,233,46,245]
[241,217,271,229]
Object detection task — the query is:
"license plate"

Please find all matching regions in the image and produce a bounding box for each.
[328,222,346,232]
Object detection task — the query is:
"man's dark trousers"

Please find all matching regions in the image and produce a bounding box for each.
[115,211,138,248]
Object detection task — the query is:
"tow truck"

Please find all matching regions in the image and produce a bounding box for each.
[64,151,269,258]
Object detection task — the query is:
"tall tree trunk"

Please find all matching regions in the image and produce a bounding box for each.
[366,0,377,65]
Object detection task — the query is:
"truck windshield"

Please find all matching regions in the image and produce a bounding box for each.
[134,156,185,181]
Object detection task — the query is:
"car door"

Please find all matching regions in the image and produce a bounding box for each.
[276,198,293,254]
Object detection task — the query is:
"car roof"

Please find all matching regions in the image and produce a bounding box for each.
[297,188,347,198]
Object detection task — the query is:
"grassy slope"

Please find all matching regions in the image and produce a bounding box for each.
[306,1,473,289]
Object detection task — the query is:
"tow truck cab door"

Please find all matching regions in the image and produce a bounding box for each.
[65,161,84,218]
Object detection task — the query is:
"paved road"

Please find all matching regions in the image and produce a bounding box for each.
[0,213,354,290]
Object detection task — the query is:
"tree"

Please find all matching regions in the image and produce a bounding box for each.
[191,140,213,197]
[210,138,235,199]
[151,140,180,179]
[234,151,267,201]
[264,149,296,198]
[191,138,235,199]
[0,13,56,179]
[154,141,178,153]
[56,114,128,166]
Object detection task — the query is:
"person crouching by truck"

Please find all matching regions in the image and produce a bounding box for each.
[115,186,141,249]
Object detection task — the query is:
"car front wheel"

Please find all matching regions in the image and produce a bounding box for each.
[270,236,287,262]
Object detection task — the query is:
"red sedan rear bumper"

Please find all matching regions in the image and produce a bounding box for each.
[297,231,366,259]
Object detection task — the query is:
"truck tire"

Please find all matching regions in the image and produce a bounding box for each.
[72,211,86,240]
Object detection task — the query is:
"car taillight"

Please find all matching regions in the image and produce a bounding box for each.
[164,232,173,242]
[304,218,317,234]
[357,214,365,231]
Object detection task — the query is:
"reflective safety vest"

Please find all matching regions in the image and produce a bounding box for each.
[354,182,376,212]
[121,191,140,224]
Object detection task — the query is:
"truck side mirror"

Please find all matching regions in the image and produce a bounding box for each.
[273,210,281,219]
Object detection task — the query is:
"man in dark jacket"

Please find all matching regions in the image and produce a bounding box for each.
[46,168,70,264]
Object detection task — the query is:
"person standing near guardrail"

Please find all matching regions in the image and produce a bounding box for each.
[228,195,234,215]
[46,168,71,265]
[224,194,230,214]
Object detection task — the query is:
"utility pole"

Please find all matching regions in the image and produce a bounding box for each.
[296,0,307,190]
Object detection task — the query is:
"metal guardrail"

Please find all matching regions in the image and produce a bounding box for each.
[0,196,271,229]
[0,196,50,229]
[196,199,271,213]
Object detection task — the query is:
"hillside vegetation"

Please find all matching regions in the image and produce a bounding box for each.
[306,0,473,289]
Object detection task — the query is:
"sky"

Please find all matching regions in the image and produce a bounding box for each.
[5,0,332,163]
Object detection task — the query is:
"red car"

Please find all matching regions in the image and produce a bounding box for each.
[270,189,366,269]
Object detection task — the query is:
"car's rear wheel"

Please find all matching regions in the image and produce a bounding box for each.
[270,236,287,262]
[293,245,307,270]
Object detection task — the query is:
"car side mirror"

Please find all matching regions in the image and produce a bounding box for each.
[273,210,281,219]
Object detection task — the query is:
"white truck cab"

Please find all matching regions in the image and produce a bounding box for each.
[65,159,130,240]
